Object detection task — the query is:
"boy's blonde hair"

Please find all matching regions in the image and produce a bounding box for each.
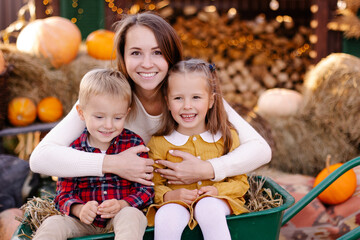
[78,69,132,108]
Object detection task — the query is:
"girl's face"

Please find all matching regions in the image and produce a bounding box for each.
[77,94,130,151]
[124,25,169,95]
[166,72,214,136]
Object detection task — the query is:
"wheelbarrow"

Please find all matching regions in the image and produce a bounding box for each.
[11,156,360,240]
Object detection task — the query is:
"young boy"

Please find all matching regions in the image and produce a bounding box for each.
[33,69,154,240]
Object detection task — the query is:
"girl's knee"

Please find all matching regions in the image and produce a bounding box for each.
[194,197,230,219]
[155,204,189,227]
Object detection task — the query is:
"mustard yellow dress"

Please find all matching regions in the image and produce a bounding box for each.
[146,129,249,229]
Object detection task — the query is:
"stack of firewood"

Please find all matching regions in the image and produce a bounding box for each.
[172,11,313,109]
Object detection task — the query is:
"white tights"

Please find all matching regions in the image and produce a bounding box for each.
[154,197,231,240]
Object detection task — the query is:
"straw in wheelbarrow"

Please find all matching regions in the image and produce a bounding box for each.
[245,175,283,212]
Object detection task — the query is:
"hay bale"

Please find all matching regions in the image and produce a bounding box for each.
[1,44,114,120]
[0,64,12,129]
[61,52,114,112]
[300,53,360,148]
[1,44,73,114]
[264,53,360,175]
[268,116,358,176]
[231,103,275,152]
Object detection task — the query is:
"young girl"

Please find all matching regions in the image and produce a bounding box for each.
[146,59,249,240]
[29,12,271,190]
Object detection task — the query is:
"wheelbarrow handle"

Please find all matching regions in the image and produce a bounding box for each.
[281,156,360,226]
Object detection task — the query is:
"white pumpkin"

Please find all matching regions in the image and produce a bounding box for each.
[16,16,81,68]
[256,88,303,117]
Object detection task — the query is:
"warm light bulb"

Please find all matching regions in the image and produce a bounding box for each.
[337,0,347,10]
[270,0,279,11]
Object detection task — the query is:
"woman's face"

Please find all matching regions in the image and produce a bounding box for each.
[124,25,169,94]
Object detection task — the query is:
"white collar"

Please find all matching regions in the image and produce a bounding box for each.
[164,130,222,146]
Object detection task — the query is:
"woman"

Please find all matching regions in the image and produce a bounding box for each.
[29,12,271,186]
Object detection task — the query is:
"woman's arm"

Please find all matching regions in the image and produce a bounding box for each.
[208,99,272,181]
[156,99,271,183]
[30,102,155,185]
[29,103,104,177]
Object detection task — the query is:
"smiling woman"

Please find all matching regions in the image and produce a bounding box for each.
[29,15,271,237]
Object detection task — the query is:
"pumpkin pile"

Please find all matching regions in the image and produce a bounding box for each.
[7,96,63,127]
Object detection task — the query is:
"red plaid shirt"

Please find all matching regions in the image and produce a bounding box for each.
[54,128,154,228]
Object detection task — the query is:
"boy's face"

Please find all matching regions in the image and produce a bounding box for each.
[76,94,130,151]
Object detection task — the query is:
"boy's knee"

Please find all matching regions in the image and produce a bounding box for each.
[41,214,66,226]
[114,207,147,226]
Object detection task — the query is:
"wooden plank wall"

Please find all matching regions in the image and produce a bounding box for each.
[0,0,25,31]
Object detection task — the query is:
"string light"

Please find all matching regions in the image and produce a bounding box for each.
[70,0,83,23]
[269,0,279,11]
[337,0,347,10]
[42,0,53,16]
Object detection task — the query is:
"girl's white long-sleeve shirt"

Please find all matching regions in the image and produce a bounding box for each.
[29,95,271,181]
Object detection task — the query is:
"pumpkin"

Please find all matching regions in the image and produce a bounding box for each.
[86,29,116,60]
[313,156,357,205]
[0,208,23,240]
[0,49,5,73]
[16,16,82,68]
[256,88,303,117]
[37,96,63,123]
[8,97,37,126]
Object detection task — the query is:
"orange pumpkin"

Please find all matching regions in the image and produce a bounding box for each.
[8,97,37,126]
[0,49,5,73]
[86,29,116,60]
[16,16,82,68]
[37,97,63,123]
[313,157,357,205]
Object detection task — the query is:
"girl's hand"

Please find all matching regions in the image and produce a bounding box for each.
[78,201,98,224]
[164,189,199,205]
[198,186,218,196]
[103,145,154,186]
[97,199,130,218]
[156,150,214,185]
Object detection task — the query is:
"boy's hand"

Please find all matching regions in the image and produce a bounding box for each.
[198,186,218,196]
[164,188,198,205]
[78,201,98,224]
[97,199,130,218]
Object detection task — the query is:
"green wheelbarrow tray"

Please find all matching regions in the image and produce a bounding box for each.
[12,156,360,240]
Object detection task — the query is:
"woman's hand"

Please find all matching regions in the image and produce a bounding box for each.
[102,145,154,186]
[164,189,199,205]
[155,150,215,185]
[97,199,130,218]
